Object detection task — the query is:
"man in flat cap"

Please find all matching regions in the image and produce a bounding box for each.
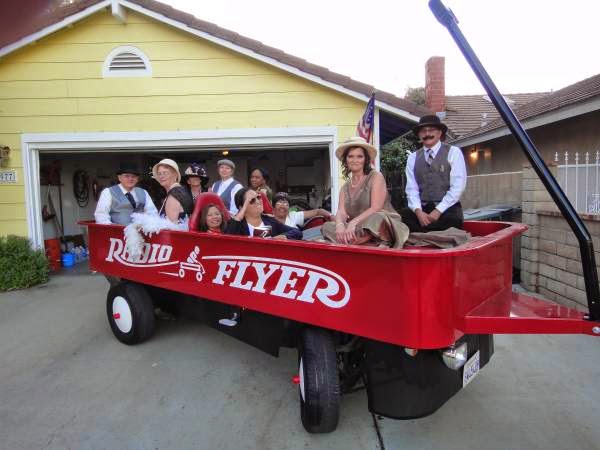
[401,115,466,232]
[210,159,243,215]
[94,161,157,225]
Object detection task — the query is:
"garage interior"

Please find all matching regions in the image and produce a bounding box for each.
[39,145,331,254]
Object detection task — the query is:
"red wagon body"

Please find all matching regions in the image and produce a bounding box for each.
[84,220,594,349]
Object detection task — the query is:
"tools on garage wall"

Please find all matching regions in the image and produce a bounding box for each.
[40,161,65,242]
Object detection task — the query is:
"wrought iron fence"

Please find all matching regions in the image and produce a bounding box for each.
[555,151,600,215]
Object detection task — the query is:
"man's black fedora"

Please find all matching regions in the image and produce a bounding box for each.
[116,161,141,176]
[412,114,448,135]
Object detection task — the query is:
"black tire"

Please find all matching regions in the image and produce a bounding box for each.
[298,328,340,433]
[106,282,156,345]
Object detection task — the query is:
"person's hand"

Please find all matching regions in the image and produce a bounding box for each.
[428,209,441,223]
[273,234,287,240]
[243,194,255,208]
[416,209,432,227]
[319,209,332,221]
[234,192,256,221]
[335,223,347,243]
[344,221,358,243]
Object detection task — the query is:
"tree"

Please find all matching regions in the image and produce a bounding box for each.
[380,134,418,173]
[404,86,426,106]
[380,134,419,210]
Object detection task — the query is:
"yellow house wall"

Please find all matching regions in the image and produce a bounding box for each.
[0,9,364,237]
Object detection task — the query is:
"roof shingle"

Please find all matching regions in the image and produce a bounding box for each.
[453,73,600,142]
[444,92,549,139]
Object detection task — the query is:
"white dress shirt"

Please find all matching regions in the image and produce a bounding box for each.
[405,140,467,213]
[285,211,305,228]
[94,184,158,224]
[211,177,243,215]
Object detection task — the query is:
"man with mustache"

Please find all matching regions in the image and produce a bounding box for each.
[401,115,466,232]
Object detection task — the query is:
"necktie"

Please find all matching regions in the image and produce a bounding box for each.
[427,149,434,165]
[125,192,137,209]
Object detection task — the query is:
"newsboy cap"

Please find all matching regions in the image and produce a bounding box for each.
[217,159,235,170]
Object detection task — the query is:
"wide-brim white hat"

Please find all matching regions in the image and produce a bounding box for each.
[152,158,181,183]
[335,136,377,161]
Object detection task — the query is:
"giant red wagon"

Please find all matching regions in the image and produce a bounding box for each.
[81,214,598,432]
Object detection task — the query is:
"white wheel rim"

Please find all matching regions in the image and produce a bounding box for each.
[112,296,133,333]
[299,357,305,402]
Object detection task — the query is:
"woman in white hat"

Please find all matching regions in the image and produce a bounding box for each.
[152,159,194,226]
[322,137,408,248]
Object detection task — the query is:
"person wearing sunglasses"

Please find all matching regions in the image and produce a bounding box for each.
[224,187,301,240]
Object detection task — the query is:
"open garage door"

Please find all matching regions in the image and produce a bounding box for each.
[38,144,331,249]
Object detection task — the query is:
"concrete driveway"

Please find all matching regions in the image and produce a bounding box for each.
[0,267,599,450]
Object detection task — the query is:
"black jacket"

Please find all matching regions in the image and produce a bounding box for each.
[225,214,302,240]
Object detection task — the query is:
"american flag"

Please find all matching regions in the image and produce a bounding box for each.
[356,94,375,143]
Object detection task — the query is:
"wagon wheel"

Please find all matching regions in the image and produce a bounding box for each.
[297,327,340,433]
[107,282,156,345]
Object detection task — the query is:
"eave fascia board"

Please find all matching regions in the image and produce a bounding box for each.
[119,0,419,123]
[0,1,111,58]
[454,96,600,147]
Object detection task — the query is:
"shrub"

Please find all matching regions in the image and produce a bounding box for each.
[381,134,420,210]
[380,134,418,173]
[0,235,49,291]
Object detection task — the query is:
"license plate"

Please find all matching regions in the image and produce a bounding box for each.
[462,350,480,387]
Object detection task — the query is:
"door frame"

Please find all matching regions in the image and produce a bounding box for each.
[22,126,338,248]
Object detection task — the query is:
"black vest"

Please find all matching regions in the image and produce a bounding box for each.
[414,143,451,203]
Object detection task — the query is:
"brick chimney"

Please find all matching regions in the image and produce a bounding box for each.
[425,56,445,114]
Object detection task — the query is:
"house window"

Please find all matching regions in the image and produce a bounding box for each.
[102,46,152,78]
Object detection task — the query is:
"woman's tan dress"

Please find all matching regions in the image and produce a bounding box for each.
[322,171,409,248]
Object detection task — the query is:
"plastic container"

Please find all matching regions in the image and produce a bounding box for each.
[44,238,62,272]
[61,252,75,268]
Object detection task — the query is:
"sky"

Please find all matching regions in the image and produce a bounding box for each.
[164,0,600,98]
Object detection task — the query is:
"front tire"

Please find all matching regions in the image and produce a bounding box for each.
[107,282,155,345]
[298,328,340,433]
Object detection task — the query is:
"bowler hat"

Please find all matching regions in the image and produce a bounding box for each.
[116,162,140,176]
[412,114,448,135]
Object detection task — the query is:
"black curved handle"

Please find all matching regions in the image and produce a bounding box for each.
[429,0,600,321]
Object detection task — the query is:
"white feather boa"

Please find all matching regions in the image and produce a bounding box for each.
[124,213,189,261]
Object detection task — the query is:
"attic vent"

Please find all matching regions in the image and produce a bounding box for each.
[102,46,152,78]
[110,52,146,70]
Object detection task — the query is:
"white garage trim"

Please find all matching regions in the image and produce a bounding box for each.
[22,127,338,248]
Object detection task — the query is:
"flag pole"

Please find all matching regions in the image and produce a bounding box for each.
[370,92,376,145]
